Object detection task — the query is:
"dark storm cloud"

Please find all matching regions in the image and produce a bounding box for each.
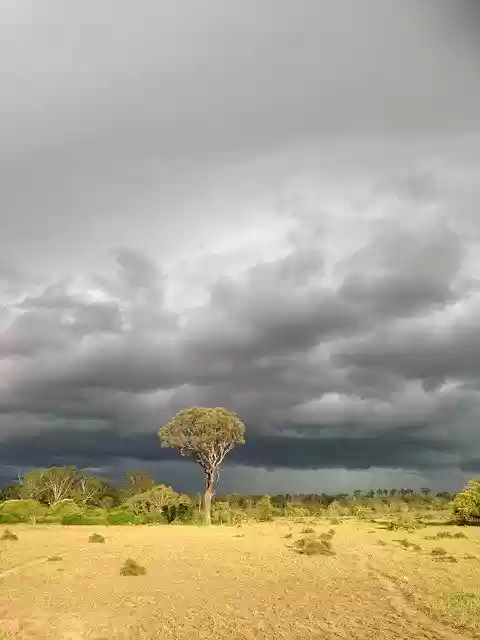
[1,1,480,491]
[0,424,462,474]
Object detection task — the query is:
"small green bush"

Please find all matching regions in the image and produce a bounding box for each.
[88,533,105,543]
[120,558,146,576]
[61,513,106,525]
[0,499,46,522]
[106,510,145,525]
[1,528,18,540]
[0,512,21,524]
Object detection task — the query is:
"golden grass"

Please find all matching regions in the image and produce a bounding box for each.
[0,520,479,639]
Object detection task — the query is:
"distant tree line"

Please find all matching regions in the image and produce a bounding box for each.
[1,406,478,525]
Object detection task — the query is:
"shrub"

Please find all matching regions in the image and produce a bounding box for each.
[48,555,62,562]
[120,558,146,575]
[88,533,105,543]
[47,499,82,521]
[61,513,106,525]
[283,506,310,520]
[106,510,145,525]
[398,538,411,548]
[377,539,386,546]
[0,499,46,522]
[302,526,315,534]
[293,537,335,556]
[256,495,273,522]
[1,528,18,540]
[453,531,467,539]
[432,547,447,556]
[451,479,480,525]
[0,512,21,524]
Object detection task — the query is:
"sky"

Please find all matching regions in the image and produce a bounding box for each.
[1,0,480,495]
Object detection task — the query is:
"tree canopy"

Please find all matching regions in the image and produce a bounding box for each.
[158,407,245,524]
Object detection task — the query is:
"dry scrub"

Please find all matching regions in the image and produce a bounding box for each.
[0,521,479,639]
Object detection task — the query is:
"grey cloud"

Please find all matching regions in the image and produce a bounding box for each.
[2,2,480,492]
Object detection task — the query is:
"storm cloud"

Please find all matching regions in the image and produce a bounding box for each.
[1,1,480,493]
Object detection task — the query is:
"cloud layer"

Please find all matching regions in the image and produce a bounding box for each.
[1,1,480,492]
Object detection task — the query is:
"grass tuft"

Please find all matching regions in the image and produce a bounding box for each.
[431,547,447,556]
[120,558,146,576]
[302,526,315,534]
[88,533,105,543]
[48,555,62,562]
[293,537,335,556]
[1,528,18,541]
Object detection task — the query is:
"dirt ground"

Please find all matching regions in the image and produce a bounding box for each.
[1,520,480,640]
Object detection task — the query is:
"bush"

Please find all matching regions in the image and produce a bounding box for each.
[432,547,447,556]
[61,513,106,525]
[0,499,46,522]
[293,537,335,556]
[302,526,315,534]
[0,512,21,524]
[255,495,273,522]
[120,558,146,575]
[106,510,145,525]
[452,479,480,525]
[47,499,82,520]
[1,528,18,540]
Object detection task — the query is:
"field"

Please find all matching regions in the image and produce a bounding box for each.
[1,520,480,640]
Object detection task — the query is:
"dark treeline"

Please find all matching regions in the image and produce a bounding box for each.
[0,466,455,507]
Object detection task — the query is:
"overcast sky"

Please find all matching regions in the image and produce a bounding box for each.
[1,1,480,494]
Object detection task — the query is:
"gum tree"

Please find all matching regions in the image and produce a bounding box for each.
[158,407,245,525]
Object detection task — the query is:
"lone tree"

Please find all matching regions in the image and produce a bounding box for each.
[158,407,245,525]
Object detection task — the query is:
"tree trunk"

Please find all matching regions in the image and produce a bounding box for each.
[204,483,214,526]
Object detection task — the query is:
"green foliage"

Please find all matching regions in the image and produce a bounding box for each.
[0,512,21,524]
[159,407,245,525]
[61,513,106,525]
[47,499,82,519]
[452,478,480,525]
[283,505,310,520]
[120,558,146,576]
[212,501,231,525]
[0,499,46,522]
[159,407,245,462]
[127,484,192,524]
[123,470,156,496]
[255,495,273,522]
[20,466,80,505]
[106,509,145,525]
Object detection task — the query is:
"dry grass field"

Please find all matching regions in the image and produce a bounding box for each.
[1,520,480,640]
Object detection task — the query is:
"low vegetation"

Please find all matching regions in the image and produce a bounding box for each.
[120,558,146,576]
